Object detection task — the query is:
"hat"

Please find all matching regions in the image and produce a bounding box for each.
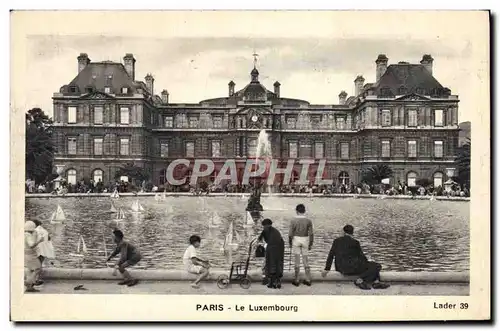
[25,221,36,232]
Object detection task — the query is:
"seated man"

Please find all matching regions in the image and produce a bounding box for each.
[321,224,390,290]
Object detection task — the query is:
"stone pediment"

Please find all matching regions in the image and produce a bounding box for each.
[395,93,431,101]
[80,91,116,100]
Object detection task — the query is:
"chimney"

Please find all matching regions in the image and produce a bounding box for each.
[161,90,169,104]
[77,53,91,73]
[354,75,365,96]
[375,54,388,81]
[420,54,434,75]
[145,74,154,95]
[228,81,235,96]
[338,91,348,105]
[123,53,136,80]
[273,81,281,98]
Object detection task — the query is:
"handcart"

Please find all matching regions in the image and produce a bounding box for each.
[217,238,258,289]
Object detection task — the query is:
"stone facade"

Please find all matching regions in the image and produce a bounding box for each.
[52,53,460,188]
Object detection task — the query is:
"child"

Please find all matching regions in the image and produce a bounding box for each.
[24,221,44,292]
[106,229,141,287]
[32,219,56,285]
[183,235,210,289]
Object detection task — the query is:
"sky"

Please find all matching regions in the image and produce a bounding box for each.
[13,11,489,124]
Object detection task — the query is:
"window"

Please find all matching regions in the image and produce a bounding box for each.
[68,106,77,124]
[299,143,312,158]
[189,116,199,128]
[315,142,324,159]
[67,169,77,185]
[94,106,103,125]
[213,116,222,128]
[186,142,195,158]
[434,109,444,126]
[120,176,129,183]
[93,169,103,183]
[150,112,154,125]
[336,117,346,130]
[211,141,221,157]
[67,137,77,155]
[408,109,417,127]
[164,116,173,128]
[248,139,257,157]
[433,172,444,188]
[407,172,417,187]
[340,142,349,159]
[159,169,167,185]
[289,141,298,158]
[160,141,169,158]
[69,86,77,93]
[311,115,322,126]
[104,87,111,94]
[120,138,130,155]
[381,140,391,158]
[93,138,103,155]
[381,110,391,127]
[121,87,128,94]
[177,115,188,128]
[434,140,443,158]
[408,140,417,157]
[120,107,129,124]
[338,171,350,186]
[286,116,296,129]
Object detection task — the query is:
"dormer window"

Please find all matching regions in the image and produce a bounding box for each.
[398,86,407,95]
[104,87,111,94]
[416,87,424,95]
[121,87,129,94]
[380,87,392,97]
[69,86,78,93]
[85,86,94,94]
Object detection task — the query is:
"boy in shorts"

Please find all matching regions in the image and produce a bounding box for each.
[183,235,210,288]
[106,229,141,287]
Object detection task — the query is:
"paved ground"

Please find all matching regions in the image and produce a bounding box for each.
[30,280,469,296]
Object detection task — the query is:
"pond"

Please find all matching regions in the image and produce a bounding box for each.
[25,196,469,272]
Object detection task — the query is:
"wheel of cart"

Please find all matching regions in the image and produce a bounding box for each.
[239,277,251,289]
[217,274,230,289]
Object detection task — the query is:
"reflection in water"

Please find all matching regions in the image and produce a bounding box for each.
[24,197,469,272]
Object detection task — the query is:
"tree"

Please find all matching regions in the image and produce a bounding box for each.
[361,164,394,185]
[25,108,56,184]
[114,162,149,184]
[456,138,470,188]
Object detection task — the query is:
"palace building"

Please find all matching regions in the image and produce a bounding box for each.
[52,53,460,189]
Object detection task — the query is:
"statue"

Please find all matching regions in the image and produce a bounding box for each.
[246,185,263,221]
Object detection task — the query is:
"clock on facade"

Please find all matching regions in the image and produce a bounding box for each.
[251,115,258,122]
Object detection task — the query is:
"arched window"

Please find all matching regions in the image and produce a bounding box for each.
[291,171,300,184]
[159,169,167,185]
[407,171,417,187]
[338,171,350,186]
[119,176,129,183]
[433,172,444,188]
[92,169,103,183]
[67,169,77,185]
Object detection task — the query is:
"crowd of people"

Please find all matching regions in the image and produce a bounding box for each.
[26,177,470,198]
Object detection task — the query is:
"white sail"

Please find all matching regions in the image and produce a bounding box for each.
[246,211,254,225]
[110,190,120,198]
[50,205,66,223]
[234,230,242,243]
[110,202,117,213]
[139,203,145,211]
[131,200,143,212]
[154,193,161,201]
[161,192,166,201]
[80,235,88,254]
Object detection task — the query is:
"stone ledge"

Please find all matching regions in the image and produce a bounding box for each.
[43,268,469,283]
[25,193,470,201]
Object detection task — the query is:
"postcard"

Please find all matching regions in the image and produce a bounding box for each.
[10,10,490,321]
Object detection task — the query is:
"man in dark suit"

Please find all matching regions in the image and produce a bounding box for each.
[321,224,390,290]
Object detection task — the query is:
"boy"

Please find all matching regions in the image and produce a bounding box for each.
[288,203,314,286]
[106,229,141,287]
[183,235,210,289]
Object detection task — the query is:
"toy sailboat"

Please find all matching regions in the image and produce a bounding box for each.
[243,211,255,227]
[50,205,66,224]
[430,195,435,201]
[109,201,117,213]
[161,192,166,201]
[130,200,145,212]
[69,235,88,258]
[154,193,161,202]
[222,221,239,251]
[114,208,126,221]
[209,212,222,228]
[110,190,120,198]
